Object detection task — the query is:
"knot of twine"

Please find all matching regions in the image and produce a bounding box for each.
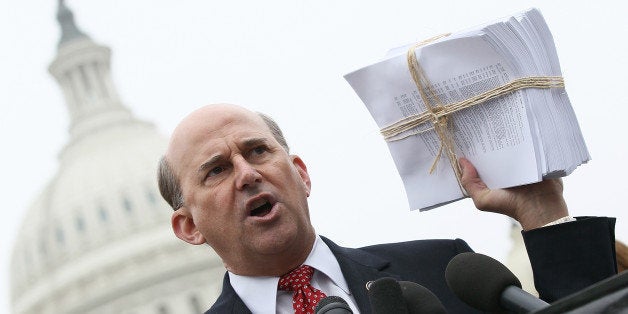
[380,34,565,194]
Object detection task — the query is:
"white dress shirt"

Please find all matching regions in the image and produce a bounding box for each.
[229,235,360,314]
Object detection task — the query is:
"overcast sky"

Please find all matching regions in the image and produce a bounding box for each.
[2,0,627,312]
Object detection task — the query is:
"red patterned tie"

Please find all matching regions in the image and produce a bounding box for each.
[278,265,327,314]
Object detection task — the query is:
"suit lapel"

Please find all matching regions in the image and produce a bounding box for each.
[321,236,401,313]
[229,296,250,314]
[231,299,250,314]
[207,273,252,314]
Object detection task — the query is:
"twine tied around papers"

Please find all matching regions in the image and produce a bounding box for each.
[380,34,565,194]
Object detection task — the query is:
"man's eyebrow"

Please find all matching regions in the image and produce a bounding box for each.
[242,137,268,148]
[196,138,269,174]
[197,155,223,174]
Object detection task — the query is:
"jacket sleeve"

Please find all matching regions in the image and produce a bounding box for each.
[522,216,617,302]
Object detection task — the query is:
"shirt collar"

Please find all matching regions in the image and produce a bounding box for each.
[228,235,350,313]
[303,235,351,294]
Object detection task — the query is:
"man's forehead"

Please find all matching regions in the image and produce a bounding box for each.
[183,104,258,130]
[166,104,271,164]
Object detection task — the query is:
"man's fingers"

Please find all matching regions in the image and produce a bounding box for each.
[459,157,501,212]
[459,157,488,198]
[458,158,568,228]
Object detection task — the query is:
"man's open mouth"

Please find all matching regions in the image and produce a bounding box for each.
[250,201,273,217]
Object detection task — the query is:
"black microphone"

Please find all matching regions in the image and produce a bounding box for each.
[398,281,448,314]
[315,295,353,314]
[367,277,410,314]
[445,252,549,313]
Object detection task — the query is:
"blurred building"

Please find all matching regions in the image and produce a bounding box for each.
[9,2,224,313]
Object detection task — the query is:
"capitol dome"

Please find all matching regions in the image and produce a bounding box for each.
[10,2,224,313]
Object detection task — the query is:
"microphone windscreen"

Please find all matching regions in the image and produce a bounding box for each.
[315,295,353,314]
[445,252,521,312]
[367,277,409,314]
[398,281,448,314]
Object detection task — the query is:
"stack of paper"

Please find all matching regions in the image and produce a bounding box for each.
[344,8,589,211]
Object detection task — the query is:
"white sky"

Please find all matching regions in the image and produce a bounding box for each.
[1,0,627,312]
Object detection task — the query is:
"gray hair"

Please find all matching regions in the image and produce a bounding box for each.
[157,112,290,210]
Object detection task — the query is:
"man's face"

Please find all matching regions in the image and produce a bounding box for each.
[167,105,315,276]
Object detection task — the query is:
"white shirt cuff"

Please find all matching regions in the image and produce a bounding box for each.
[542,215,576,227]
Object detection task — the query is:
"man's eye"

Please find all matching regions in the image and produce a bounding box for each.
[208,166,224,177]
[252,146,268,156]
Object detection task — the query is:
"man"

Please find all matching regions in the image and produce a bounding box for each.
[159,103,616,313]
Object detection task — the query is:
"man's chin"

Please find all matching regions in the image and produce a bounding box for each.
[251,228,312,256]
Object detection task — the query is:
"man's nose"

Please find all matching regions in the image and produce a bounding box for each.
[234,157,262,190]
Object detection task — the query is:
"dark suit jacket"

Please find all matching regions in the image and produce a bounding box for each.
[206,217,617,313]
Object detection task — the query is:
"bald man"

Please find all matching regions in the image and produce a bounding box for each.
[159,104,617,313]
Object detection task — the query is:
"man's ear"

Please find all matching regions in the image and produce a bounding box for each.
[171,208,206,245]
[291,155,311,196]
